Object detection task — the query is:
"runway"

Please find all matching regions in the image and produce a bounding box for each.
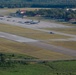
[0,32,38,42]
[28,42,76,57]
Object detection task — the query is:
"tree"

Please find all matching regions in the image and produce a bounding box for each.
[0,53,5,63]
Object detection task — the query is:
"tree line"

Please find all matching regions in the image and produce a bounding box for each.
[25,9,76,21]
[0,0,76,8]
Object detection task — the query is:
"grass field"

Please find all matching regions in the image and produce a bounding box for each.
[45,28,76,35]
[46,41,76,50]
[0,64,53,75]
[0,23,70,40]
[0,38,72,60]
[46,60,76,74]
[0,60,76,75]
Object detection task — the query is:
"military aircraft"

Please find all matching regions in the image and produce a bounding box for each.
[30,20,40,24]
[24,20,33,23]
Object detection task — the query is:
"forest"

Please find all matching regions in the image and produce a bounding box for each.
[19,8,76,21]
[0,0,76,8]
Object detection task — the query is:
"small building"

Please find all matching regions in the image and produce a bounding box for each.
[35,14,41,17]
[66,8,76,11]
[15,9,26,18]
[16,10,26,15]
[69,18,76,23]
[67,18,76,24]
[20,10,26,14]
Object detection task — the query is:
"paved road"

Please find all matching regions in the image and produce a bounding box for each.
[28,42,76,57]
[45,38,76,41]
[0,32,38,42]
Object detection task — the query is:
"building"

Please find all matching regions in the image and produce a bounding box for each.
[19,10,26,14]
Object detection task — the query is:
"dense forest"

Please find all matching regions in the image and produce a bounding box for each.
[0,0,76,8]
[15,8,76,22]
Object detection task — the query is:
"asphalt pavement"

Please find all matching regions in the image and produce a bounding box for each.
[0,32,38,42]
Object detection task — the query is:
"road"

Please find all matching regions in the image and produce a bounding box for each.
[0,32,38,42]
[28,42,76,57]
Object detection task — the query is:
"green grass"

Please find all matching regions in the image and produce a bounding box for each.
[0,64,53,75]
[46,60,76,73]
[0,60,76,75]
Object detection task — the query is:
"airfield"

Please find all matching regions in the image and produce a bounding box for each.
[0,14,76,60]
